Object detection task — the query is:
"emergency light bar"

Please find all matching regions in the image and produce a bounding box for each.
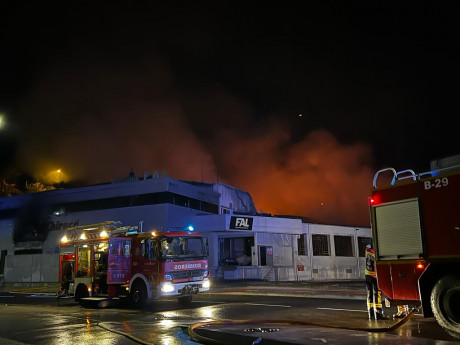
[161,225,195,232]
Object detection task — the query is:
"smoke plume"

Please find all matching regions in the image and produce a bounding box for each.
[14,52,374,226]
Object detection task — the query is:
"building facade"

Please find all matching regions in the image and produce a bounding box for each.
[195,215,371,281]
[0,173,371,284]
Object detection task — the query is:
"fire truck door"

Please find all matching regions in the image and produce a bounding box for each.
[59,254,75,289]
[76,245,91,277]
[143,239,160,284]
[107,238,132,284]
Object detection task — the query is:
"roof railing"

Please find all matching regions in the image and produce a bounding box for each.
[373,168,416,188]
[373,164,460,189]
[373,168,396,188]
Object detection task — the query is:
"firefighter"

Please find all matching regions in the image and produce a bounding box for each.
[365,244,388,320]
[61,262,73,291]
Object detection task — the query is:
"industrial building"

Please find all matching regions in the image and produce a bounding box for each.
[0,172,371,284]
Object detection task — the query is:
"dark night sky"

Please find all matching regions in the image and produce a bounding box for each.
[0,2,459,226]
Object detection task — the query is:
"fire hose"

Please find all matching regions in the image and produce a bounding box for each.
[76,308,418,345]
[188,308,418,345]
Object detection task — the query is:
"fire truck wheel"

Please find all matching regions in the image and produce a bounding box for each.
[75,284,89,304]
[430,275,460,339]
[130,281,147,308]
[177,295,193,306]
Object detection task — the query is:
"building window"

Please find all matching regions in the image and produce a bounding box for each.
[219,237,254,265]
[358,237,373,257]
[334,235,354,257]
[50,191,219,216]
[297,234,307,256]
[312,234,330,256]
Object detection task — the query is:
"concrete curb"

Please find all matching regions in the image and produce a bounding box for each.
[208,279,367,299]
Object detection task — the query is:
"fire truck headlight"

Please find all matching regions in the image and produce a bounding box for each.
[202,280,210,289]
[161,282,175,293]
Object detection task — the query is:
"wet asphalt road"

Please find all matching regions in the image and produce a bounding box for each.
[0,288,459,345]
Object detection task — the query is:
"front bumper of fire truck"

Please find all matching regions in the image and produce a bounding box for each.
[158,278,210,297]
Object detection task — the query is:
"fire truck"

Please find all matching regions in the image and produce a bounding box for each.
[369,156,460,338]
[58,221,210,307]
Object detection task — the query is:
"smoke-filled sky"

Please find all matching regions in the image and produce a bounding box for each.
[1,2,459,226]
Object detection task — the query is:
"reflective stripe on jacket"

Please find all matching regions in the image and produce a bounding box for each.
[365,247,377,277]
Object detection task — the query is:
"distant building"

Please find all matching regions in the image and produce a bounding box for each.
[0,171,371,284]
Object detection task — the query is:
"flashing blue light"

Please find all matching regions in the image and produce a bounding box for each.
[187,225,194,231]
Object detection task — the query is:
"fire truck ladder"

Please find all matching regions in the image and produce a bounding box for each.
[64,221,121,234]
[65,221,141,237]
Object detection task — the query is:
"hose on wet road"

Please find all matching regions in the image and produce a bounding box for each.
[187,308,418,345]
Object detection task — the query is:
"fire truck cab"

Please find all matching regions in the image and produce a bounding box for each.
[369,156,460,338]
[59,221,210,307]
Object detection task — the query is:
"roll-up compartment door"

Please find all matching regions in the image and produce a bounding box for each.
[375,198,423,259]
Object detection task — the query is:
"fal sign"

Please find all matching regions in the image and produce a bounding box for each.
[229,216,253,230]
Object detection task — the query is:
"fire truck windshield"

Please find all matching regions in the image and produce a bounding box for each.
[160,236,207,258]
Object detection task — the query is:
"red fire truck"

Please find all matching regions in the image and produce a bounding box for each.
[58,221,210,307]
[369,157,460,338]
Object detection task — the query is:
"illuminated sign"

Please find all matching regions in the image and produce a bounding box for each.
[229,216,253,230]
[173,263,202,270]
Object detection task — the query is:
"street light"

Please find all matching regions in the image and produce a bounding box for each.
[57,169,61,184]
